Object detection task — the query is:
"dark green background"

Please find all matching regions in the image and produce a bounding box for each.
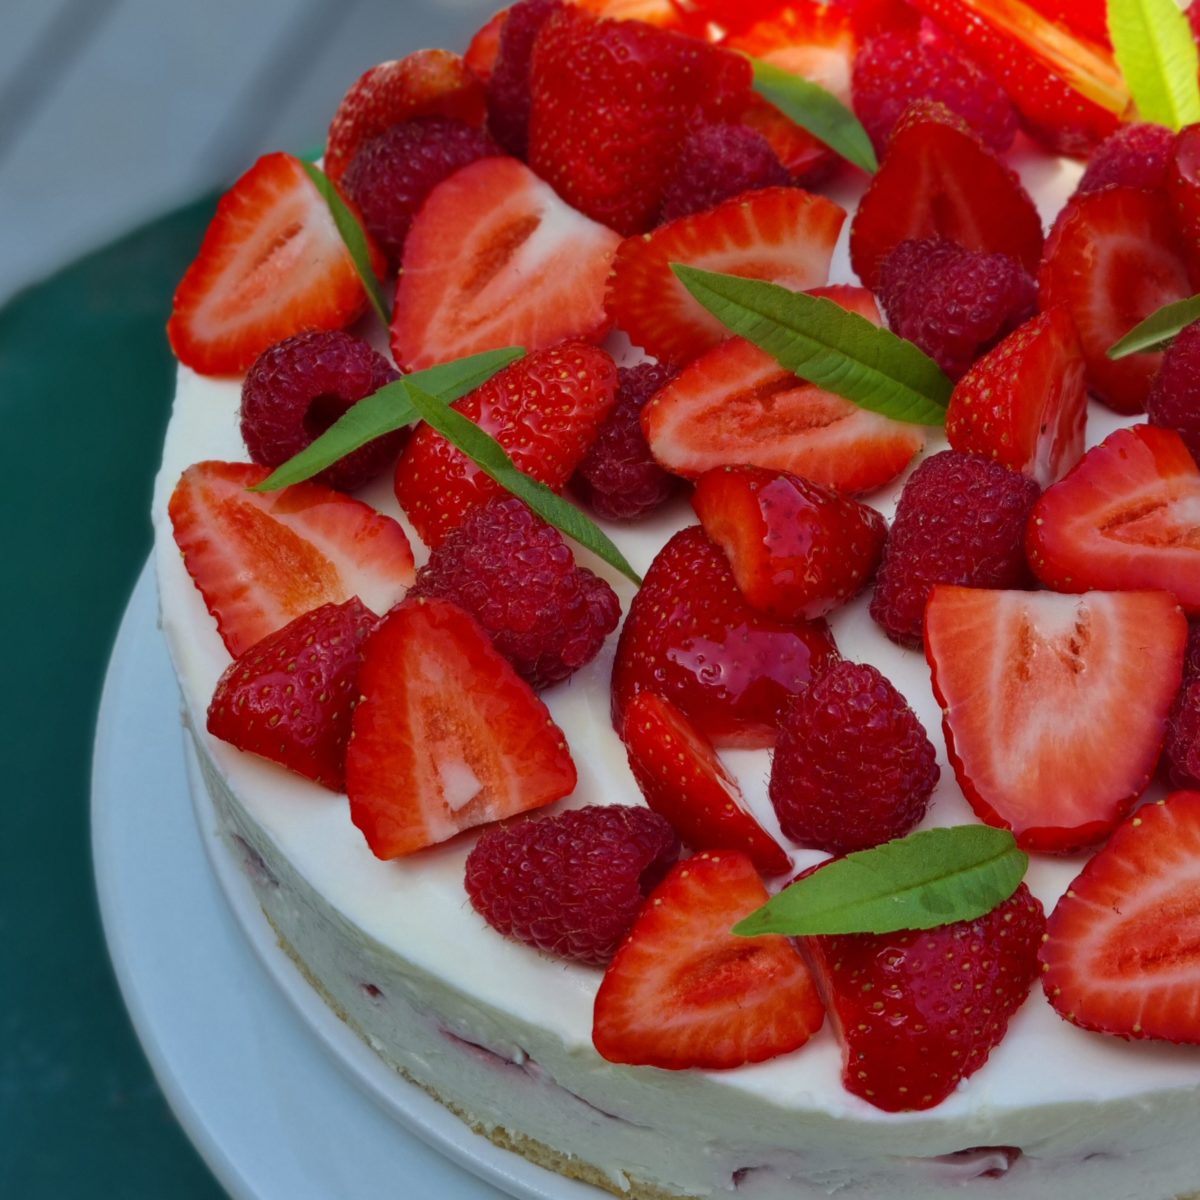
[0,201,226,1197]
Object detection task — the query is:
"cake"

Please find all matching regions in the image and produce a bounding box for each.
[151,3,1200,1198]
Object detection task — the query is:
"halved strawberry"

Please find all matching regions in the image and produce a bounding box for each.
[324,50,487,184]
[168,461,414,658]
[1041,790,1200,1043]
[592,850,824,1069]
[167,154,377,376]
[346,597,577,858]
[465,9,509,85]
[1026,425,1200,612]
[393,342,617,548]
[945,307,1087,487]
[1038,187,1192,415]
[925,585,1186,852]
[1166,124,1200,290]
[390,157,620,372]
[576,0,687,23]
[849,101,1043,289]
[1025,0,1111,46]
[641,287,924,493]
[607,188,845,365]
[621,692,792,874]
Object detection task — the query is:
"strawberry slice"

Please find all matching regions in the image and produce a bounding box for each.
[849,101,1043,289]
[393,342,617,548]
[1039,187,1192,415]
[168,461,414,658]
[925,585,1186,852]
[465,9,509,85]
[1041,790,1200,1043]
[390,157,620,373]
[592,850,824,1069]
[1166,124,1200,290]
[607,188,845,365]
[1026,424,1200,612]
[621,692,792,875]
[346,598,577,858]
[324,50,487,184]
[611,525,838,748]
[167,153,377,376]
[945,307,1087,487]
[641,287,924,493]
[1025,0,1112,46]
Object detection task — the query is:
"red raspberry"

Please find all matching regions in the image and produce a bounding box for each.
[852,26,1016,155]
[408,496,621,689]
[870,450,1040,647]
[341,117,498,263]
[877,238,1036,380]
[1147,320,1200,463]
[659,124,790,224]
[207,598,377,791]
[240,331,401,492]
[1166,679,1200,789]
[769,661,939,853]
[1187,621,1200,681]
[572,362,679,520]
[1076,122,1175,196]
[487,0,562,157]
[464,804,680,965]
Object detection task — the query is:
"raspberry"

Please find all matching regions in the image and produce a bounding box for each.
[769,661,939,854]
[869,450,1040,647]
[240,331,401,492]
[487,0,562,157]
[1187,621,1200,681]
[408,496,621,689]
[1076,122,1175,196]
[1147,320,1200,463]
[1166,678,1200,789]
[877,238,1036,379]
[852,26,1016,155]
[572,362,679,520]
[465,804,680,965]
[659,124,791,224]
[342,117,497,263]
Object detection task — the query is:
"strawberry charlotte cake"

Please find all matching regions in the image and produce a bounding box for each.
[151,1,1200,1198]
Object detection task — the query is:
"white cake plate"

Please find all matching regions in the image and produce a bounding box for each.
[92,562,603,1200]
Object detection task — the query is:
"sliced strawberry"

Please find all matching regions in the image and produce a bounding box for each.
[611,525,838,748]
[642,287,924,493]
[925,585,1186,852]
[324,50,487,184]
[592,850,824,1069]
[575,0,686,24]
[1039,187,1192,415]
[1166,124,1200,291]
[607,188,845,365]
[1025,0,1111,46]
[691,465,887,620]
[739,95,832,180]
[621,692,792,874]
[393,342,617,548]
[1041,790,1200,1043]
[945,307,1087,487]
[1026,424,1200,612]
[465,9,509,85]
[907,0,1127,155]
[167,154,376,376]
[849,100,1043,289]
[168,461,414,658]
[346,598,576,858]
[390,157,620,372]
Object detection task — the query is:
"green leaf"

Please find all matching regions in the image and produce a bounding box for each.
[1109,0,1200,130]
[734,826,1028,938]
[673,265,951,425]
[1108,293,1200,359]
[253,348,525,491]
[403,383,642,586]
[748,57,878,175]
[299,160,390,324]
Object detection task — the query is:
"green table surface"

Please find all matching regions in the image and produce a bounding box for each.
[1,200,227,1197]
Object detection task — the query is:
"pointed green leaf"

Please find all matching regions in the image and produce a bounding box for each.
[1107,293,1200,359]
[1109,0,1200,130]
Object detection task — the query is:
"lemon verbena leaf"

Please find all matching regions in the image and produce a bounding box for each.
[1109,0,1200,130]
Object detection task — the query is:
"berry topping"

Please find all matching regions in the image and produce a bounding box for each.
[611,526,839,749]
[1166,681,1200,790]
[807,882,1044,1112]
[870,450,1040,648]
[207,598,377,791]
[770,661,939,854]
[593,851,824,1069]
[393,342,617,548]
[1147,319,1200,464]
[408,496,620,690]
[346,597,577,858]
[877,238,1036,380]
[240,331,401,493]
[925,586,1186,852]
[486,0,562,157]
[1076,122,1175,195]
[464,803,679,966]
